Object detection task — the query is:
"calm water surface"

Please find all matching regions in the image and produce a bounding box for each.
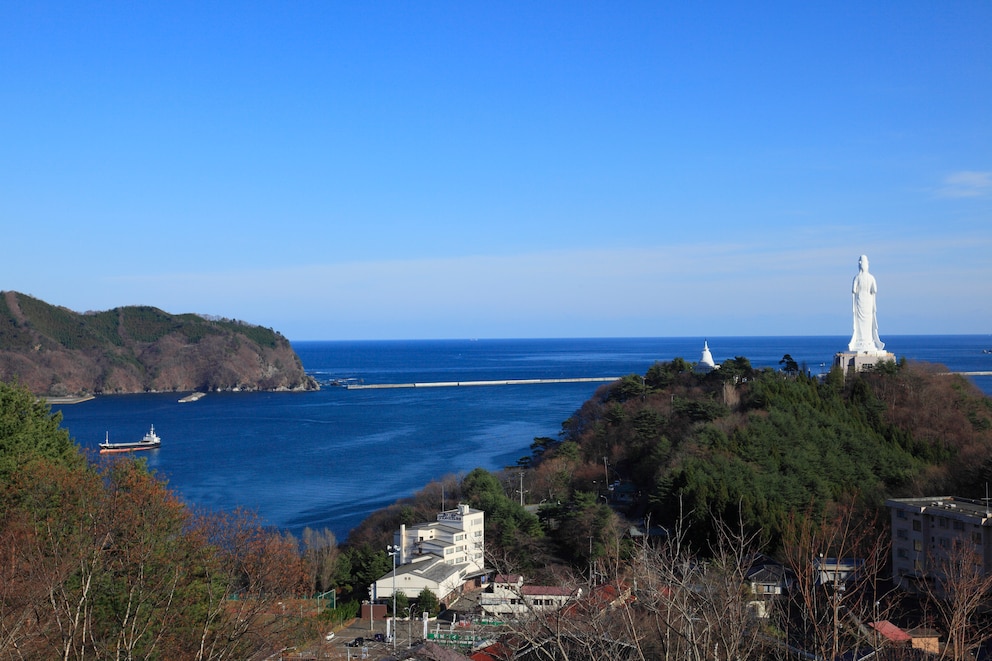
[55,336,992,540]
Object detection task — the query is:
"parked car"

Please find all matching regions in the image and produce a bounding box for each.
[346,637,364,648]
[324,632,335,641]
[373,633,386,642]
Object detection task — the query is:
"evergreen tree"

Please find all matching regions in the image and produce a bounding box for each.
[0,380,80,484]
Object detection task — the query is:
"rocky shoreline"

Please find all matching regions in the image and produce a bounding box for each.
[1,291,320,397]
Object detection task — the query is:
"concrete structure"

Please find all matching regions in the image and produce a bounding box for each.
[693,340,718,374]
[886,496,992,592]
[833,350,896,377]
[372,503,487,605]
[478,574,579,618]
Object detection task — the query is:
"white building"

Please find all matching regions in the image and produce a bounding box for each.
[886,496,992,592]
[478,574,579,618]
[373,503,486,605]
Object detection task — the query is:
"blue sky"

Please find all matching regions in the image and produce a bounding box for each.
[2,2,990,340]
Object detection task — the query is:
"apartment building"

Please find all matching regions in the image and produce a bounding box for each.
[886,496,992,591]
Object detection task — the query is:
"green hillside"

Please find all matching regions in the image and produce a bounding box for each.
[0,291,313,395]
[529,356,992,550]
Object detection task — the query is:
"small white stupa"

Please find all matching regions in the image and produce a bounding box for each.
[694,340,718,374]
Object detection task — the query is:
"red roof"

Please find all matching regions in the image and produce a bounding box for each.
[470,642,512,661]
[492,574,522,584]
[520,585,575,597]
[870,620,912,643]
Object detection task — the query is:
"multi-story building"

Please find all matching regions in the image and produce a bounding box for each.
[372,503,486,605]
[478,574,579,618]
[886,496,992,591]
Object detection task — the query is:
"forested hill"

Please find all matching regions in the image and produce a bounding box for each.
[0,291,318,396]
[529,356,992,550]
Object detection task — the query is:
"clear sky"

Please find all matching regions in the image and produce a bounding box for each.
[2,2,990,340]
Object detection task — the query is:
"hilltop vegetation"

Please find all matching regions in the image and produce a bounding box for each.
[0,291,317,395]
[527,355,992,552]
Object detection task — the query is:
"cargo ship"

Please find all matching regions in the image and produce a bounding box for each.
[99,425,162,454]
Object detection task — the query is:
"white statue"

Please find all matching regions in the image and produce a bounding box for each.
[848,254,885,353]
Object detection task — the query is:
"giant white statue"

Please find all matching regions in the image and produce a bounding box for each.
[848,254,885,353]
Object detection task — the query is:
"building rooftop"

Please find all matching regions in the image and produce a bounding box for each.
[887,496,992,522]
[870,620,912,643]
[390,556,470,583]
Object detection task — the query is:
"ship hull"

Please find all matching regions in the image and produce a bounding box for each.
[99,443,160,454]
[99,425,161,454]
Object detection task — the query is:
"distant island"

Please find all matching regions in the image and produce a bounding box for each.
[0,291,318,396]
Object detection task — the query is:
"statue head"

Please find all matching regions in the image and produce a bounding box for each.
[859,255,869,272]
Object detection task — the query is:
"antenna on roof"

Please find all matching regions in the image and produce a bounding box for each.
[982,482,991,518]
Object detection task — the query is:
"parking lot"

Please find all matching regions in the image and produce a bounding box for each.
[281,614,420,660]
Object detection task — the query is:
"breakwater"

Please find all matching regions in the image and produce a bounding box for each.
[344,376,620,390]
[344,371,992,390]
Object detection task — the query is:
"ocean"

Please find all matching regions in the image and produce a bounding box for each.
[54,336,992,541]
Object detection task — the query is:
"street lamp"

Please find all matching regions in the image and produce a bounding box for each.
[387,544,399,651]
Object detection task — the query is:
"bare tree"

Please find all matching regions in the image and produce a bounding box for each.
[482,541,643,661]
[486,505,769,661]
[4,461,110,661]
[779,502,890,660]
[632,510,770,661]
[916,540,992,660]
[301,526,339,596]
[187,508,306,661]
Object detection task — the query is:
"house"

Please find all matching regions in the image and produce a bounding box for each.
[905,628,941,655]
[478,574,579,618]
[813,557,863,589]
[886,496,992,593]
[373,503,487,606]
[745,559,789,619]
[746,558,789,597]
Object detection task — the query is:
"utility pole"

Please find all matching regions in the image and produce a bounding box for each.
[387,545,399,651]
[589,535,594,587]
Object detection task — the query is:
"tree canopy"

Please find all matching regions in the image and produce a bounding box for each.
[0,380,80,483]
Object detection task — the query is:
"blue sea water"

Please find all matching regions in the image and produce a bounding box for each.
[54,336,992,541]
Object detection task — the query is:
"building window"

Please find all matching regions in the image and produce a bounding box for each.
[913,520,922,532]
[913,540,923,552]
[939,517,948,529]
[973,532,983,545]
[897,529,908,540]
[896,510,907,519]
[953,520,965,531]
[897,549,909,559]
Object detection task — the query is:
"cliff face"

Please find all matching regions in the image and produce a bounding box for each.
[0,292,319,396]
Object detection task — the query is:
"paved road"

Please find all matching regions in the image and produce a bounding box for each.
[282,615,420,660]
